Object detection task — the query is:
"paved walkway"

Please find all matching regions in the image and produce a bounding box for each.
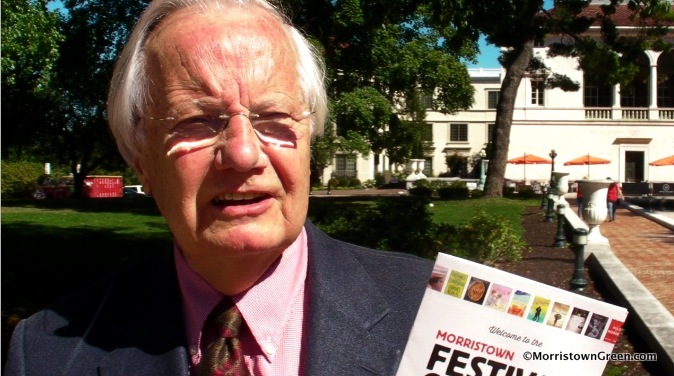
[600,206,674,315]
[564,196,674,374]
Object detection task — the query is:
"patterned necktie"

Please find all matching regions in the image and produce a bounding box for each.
[197,299,251,376]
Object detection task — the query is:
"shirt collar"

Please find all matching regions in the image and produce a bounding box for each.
[174,227,308,361]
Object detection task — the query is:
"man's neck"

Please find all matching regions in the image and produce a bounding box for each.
[185,250,284,296]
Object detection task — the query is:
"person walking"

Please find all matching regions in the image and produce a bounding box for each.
[606,178,622,222]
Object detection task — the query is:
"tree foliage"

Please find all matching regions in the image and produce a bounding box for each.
[2,0,150,196]
[5,0,479,190]
[1,0,63,160]
[0,161,44,198]
[284,0,478,176]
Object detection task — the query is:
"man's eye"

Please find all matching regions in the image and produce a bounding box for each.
[252,113,302,142]
[172,116,218,137]
[254,112,294,124]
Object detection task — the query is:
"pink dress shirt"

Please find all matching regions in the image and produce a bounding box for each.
[174,228,308,375]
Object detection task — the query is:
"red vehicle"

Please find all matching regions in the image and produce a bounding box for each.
[83,176,123,198]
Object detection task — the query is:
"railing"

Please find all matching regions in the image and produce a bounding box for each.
[622,109,649,120]
[659,109,674,120]
[467,68,502,78]
[585,109,612,119]
[585,108,674,120]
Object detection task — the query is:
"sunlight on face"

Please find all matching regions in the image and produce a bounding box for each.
[136,6,311,269]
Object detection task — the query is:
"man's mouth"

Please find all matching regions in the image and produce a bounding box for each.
[212,192,268,206]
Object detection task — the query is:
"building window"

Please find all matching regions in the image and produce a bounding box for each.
[421,123,433,142]
[335,155,356,178]
[584,82,612,107]
[423,157,433,176]
[450,124,468,142]
[488,123,495,143]
[584,86,600,107]
[658,85,672,108]
[621,86,636,107]
[531,79,545,106]
[487,91,499,109]
[423,94,433,109]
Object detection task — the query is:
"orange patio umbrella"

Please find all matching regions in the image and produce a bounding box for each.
[563,154,611,177]
[507,153,552,180]
[649,154,674,166]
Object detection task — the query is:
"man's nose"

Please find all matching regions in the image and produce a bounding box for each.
[213,114,268,172]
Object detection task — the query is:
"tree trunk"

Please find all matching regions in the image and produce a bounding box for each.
[483,39,535,198]
[72,171,87,199]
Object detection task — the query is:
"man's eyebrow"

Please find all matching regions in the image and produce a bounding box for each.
[166,99,225,115]
[250,96,300,112]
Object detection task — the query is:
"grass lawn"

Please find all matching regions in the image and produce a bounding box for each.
[429,197,540,234]
[2,199,172,320]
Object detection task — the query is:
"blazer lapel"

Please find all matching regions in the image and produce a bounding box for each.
[96,250,190,376]
[304,223,404,376]
[99,346,189,376]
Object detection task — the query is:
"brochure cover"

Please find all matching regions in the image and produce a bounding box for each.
[396,253,628,376]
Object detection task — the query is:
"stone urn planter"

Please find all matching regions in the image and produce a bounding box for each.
[552,171,570,206]
[405,159,428,189]
[577,179,612,244]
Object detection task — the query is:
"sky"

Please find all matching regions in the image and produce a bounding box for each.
[469,0,555,68]
[468,36,502,68]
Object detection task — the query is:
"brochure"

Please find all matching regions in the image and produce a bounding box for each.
[396,253,628,376]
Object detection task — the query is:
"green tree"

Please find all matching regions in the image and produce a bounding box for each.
[286,0,477,175]
[1,0,63,160]
[39,0,150,197]
[430,0,673,197]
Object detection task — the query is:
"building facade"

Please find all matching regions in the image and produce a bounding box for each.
[322,3,673,185]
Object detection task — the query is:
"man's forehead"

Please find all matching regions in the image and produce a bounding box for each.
[146,5,286,48]
[144,6,295,79]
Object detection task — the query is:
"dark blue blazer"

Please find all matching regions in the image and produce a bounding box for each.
[5,222,433,375]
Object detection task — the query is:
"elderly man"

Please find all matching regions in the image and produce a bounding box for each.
[5,0,432,375]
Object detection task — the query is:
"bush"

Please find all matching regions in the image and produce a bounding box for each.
[518,186,536,199]
[437,180,469,199]
[503,186,517,198]
[374,173,386,187]
[361,179,376,189]
[349,178,361,188]
[1,161,44,199]
[470,189,484,198]
[368,196,436,258]
[409,185,433,198]
[435,210,529,266]
[308,196,436,259]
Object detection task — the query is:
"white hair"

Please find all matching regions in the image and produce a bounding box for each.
[107,0,328,166]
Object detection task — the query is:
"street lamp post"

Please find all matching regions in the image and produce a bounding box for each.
[554,204,567,248]
[478,149,487,190]
[549,149,558,194]
[545,192,555,222]
[570,228,589,293]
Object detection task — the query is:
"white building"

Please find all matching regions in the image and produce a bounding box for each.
[323,3,673,185]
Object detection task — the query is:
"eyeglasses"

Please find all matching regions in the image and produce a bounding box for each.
[145,110,313,150]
